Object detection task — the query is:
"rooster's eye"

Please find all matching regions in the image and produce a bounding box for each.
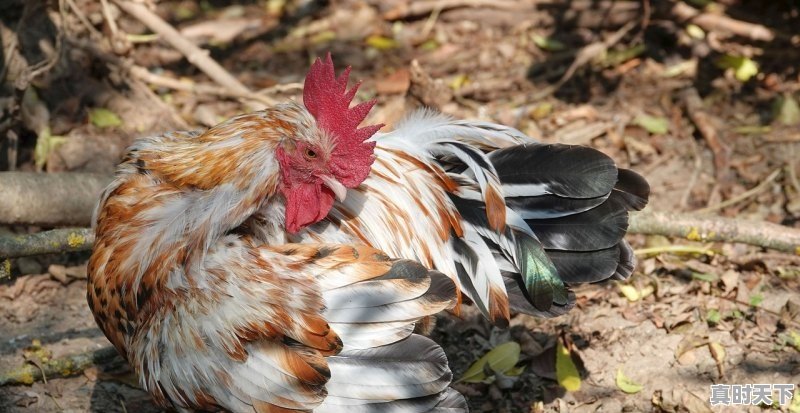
[305,148,317,159]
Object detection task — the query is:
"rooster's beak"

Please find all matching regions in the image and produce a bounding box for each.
[321,175,347,202]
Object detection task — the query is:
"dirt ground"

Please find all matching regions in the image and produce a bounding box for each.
[1,0,799,412]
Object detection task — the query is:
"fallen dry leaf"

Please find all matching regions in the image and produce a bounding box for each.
[375,68,411,95]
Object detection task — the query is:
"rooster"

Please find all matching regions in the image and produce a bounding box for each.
[88,55,648,412]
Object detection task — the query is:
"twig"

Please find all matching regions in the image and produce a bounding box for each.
[67,37,283,107]
[0,228,94,259]
[787,144,800,195]
[693,168,782,214]
[64,0,103,39]
[420,3,444,39]
[0,172,110,226]
[99,0,119,39]
[670,1,776,42]
[629,211,800,255]
[717,295,799,329]
[634,245,716,257]
[0,347,120,386]
[679,120,703,209]
[682,87,729,181]
[129,66,281,106]
[6,130,18,172]
[729,252,800,267]
[382,0,522,20]
[111,0,258,106]
[641,0,651,33]
[529,21,637,101]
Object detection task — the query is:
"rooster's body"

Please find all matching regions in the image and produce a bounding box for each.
[279,111,649,325]
[88,55,647,412]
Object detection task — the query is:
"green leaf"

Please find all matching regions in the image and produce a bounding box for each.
[685,24,705,39]
[505,365,526,377]
[89,108,122,128]
[33,127,67,169]
[458,342,521,383]
[619,284,640,302]
[706,308,721,325]
[789,389,800,413]
[691,272,718,282]
[732,125,770,135]
[531,34,565,51]
[615,368,643,394]
[366,35,398,50]
[419,39,439,51]
[310,30,336,45]
[774,93,800,126]
[556,341,581,392]
[634,114,669,135]
[716,55,759,82]
[602,44,646,68]
[529,102,553,120]
[661,60,697,78]
[788,330,800,352]
[449,73,469,91]
[749,293,764,307]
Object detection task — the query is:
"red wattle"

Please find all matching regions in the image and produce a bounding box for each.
[283,183,335,233]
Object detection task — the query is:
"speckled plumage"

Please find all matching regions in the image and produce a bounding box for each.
[88,59,466,412]
[88,55,648,413]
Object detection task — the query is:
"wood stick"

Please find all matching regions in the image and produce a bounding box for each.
[629,211,800,255]
[111,1,255,102]
[682,87,730,181]
[0,228,94,259]
[0,347,120,386]
[0,172,111,226]
[2,211,799,259]
[66,37,283,107]
[670,1,775,42]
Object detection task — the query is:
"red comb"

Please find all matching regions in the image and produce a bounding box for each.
[303,53,382,188]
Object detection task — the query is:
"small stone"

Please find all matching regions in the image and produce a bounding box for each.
[48,264,68,284]
[16,257,42,275]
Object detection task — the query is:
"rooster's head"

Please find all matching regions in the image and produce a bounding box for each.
[276,54,382,233]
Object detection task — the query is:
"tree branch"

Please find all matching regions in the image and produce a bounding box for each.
[0,172,110,226]
[0,347,120,386]
[1,171,798,257]
[629,211,800,255]
[669,1,776,42]
[2,212,799,260]
[111,0,261,108]
[0,228,94,259]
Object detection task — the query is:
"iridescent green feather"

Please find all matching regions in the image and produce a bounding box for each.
[515,232,568,311]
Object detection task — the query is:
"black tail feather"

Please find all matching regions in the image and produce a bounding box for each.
[443,140,649,319]
[547,245,623,284]
[489,145,648,317]
[613,169,651,211]
[611,240,636,281]
[524,191,631,251]
[489,143,618,198]
[503,271,577,318]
